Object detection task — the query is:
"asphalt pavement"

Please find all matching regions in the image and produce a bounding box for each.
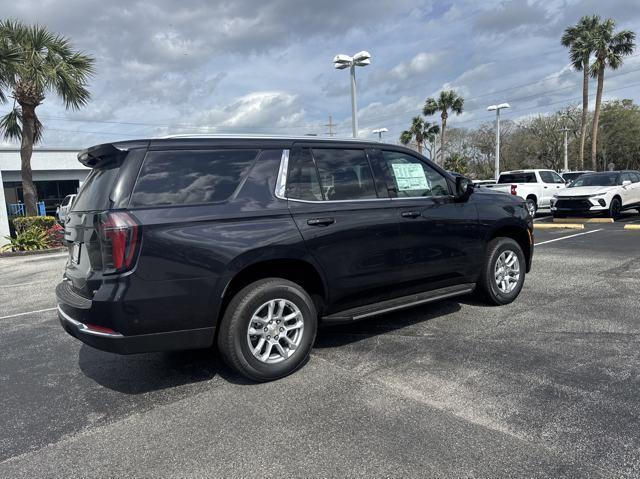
[1,215,639,478]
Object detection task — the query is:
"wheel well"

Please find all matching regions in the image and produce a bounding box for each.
[490,226,531,271]
[612,195,622,203]
[526,194,537,204]
[219,259,326,322]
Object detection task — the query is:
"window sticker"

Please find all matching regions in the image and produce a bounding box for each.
[391,163,430,191]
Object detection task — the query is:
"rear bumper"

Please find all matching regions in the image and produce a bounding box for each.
[56,281,215,354]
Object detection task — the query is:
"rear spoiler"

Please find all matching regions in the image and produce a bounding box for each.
[78,143,126,168]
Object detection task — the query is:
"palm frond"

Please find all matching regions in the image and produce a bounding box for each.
[0,107,22,141]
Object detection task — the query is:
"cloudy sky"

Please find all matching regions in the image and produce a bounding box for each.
[1,0,640,148]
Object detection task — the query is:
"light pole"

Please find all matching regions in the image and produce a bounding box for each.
[372,127,388,141]
[487,103,510,181]
[559,127,571,172]
[333,51,371,138]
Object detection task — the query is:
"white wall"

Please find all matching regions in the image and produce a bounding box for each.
[0,169,9,245]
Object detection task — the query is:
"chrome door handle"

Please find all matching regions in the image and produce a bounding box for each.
[307,217,335,226]
[401,211,421,218]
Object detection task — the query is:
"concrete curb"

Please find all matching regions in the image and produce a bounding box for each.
[0,247,66,258]
[623,224,640,230]
[553,218,614,224]
[535,223,584,230]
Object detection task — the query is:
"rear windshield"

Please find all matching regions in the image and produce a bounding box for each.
[129,149,258,207]
[71,165,120,212]
[498,173,536,183]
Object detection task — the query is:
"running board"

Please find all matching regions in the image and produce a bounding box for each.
[322,283,476,323]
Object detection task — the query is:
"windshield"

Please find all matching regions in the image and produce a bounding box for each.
[570,173,619,187]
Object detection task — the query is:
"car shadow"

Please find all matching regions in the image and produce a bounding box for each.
[315,298,463,349]
[78,344,218,394]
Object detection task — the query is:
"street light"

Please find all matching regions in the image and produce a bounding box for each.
[487,103,510,181]
[333,51,371,138]
[372,127,388,141]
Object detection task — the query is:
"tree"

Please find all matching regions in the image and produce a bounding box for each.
[589,18,635,170]
[0,20,94,215]
[561,15,599,170]
[423,89,464,165]
[599,99,640,170]
[399,116,440,157]
[443,153,469,176]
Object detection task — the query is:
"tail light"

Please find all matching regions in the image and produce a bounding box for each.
[510,184,518,195]
[98,211,140,274]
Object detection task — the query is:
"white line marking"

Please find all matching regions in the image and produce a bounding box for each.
[0,307,56,320]
[4,280,50,288]
[535,229,603,246]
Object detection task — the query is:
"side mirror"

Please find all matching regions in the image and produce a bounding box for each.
[455,176,473,200]
[622,180,632,187]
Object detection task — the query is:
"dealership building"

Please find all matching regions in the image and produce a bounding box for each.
[0,148,87,246]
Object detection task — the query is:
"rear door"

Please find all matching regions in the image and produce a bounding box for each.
[629,172,640,206]
[375,149,481,286]
[286,145,403,312]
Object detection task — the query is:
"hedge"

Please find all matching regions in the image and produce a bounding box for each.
[11,216,57,234]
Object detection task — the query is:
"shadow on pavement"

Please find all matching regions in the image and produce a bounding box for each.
[78,345,218,394]
[315,299,463,348]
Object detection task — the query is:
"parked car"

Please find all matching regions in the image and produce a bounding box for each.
[56,136,534,381]
[561,170,594,184]
[551,170,640,219]
[55,194,76,224]
[473,179,497,186]
[484,169,566,216]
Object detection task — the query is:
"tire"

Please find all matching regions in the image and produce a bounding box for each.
[477,237,526,306]
[609,197,622,219]
[217,278,318,382]
[525,198,537,217]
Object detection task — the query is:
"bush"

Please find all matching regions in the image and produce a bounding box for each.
[2,228,52,252]
[46,223,65,247]
[11,216,57,234]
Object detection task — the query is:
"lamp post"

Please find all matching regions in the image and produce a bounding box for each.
[372,127,388,141]
[487,103,510,181]
[333,51,371,138]
[559,127,571,172]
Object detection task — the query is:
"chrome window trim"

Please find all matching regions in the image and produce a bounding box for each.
[275,149,289,200]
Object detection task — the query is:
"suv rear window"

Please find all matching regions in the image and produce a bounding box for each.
[72,166,120,212]
[498,173,536,183]
[130,149,258,207]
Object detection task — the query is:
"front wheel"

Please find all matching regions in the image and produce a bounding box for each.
[217,278,318,382]
[477,237,526,306]
[609,198,622,219]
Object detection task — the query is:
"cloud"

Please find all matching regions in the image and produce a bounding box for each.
[391,52,440,80]
[473,0,549,34]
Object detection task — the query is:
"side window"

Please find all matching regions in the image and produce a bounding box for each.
[630,173,640,183]
[619,172,632,184]
[286,148,323,201]
[311,149,378,201]
[130,149,258,207]
[381,151,450,198]
[61,195,71,207]
[539,171,564,184]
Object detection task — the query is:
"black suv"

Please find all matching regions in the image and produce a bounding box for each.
[57,136,533,381]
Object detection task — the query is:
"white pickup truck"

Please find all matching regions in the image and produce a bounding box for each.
[484,169,566,216]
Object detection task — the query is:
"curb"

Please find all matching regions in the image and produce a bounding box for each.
[553,218,614,224]
[0,247,67,258]
[535,223,584,230]
[624,224,640,230]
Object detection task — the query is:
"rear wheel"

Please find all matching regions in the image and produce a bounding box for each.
[477,237,526,306]
[217,278,317,382]
[609,197,622,219]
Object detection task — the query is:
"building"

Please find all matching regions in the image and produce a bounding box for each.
[0,148,88,246]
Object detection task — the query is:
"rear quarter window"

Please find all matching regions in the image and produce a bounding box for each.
[130,149,258,207]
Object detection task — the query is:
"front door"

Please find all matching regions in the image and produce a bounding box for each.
[285,145,403,312]
[374,149,481,288]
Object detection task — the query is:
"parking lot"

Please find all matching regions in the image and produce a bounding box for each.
[1,213,639,478]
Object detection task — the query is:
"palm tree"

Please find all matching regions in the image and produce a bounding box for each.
[0,20,94,215]
[400,116,440,157]
[561,15,599,170]
[423,90,464,164]
[589,19,635,170]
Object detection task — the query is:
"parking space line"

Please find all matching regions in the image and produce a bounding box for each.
[0,307,56,321]
[535,229,604,246]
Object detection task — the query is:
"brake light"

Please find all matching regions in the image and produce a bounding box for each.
[99,211,140,274]
[510,184,518,195]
